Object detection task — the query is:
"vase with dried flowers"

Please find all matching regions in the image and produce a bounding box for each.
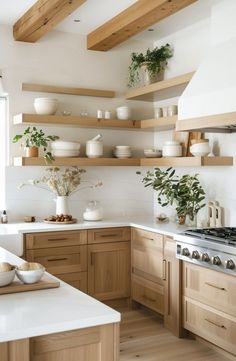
[18,166,102,215]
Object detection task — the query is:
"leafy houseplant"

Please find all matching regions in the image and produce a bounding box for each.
[128,44,173,87]
[137,167,205,224]
[12,126,59,162]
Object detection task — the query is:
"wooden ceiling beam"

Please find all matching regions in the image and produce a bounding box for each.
[87,0,198,51]
[13,0,86,43]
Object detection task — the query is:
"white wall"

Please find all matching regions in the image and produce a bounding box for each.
[152,12,236,226]
[0,25,154,221]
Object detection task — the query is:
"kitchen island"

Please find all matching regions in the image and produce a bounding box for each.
[0,247,120,361]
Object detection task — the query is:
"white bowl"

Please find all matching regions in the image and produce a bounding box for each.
[16,267,45,284]
[162,143,182,157]
[190,143,211,153]
[52,149,80,157]
[190,150,210,157]
[51,141,80,150]
[34,98,58,115]
[115,146,131,150]
[144,149,162,158]
[0,269,15,287]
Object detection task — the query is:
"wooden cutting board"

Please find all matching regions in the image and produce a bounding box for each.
[173,130,189,157]
[0,274,60,295]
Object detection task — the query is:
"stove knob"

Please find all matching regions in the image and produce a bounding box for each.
[201,253,210,262]
[192,250,200,260]
[211,256,221,266]
[182,248,190,257]
[225,259,235,270]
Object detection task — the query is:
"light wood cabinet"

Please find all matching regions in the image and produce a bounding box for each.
[88,241,130,301]
[131,228,165,315]
[25,231,88,292]
[88,227,130,244]
[183,262,236,317]
[1,323,119,361]
[163,236,182,337]
[183,297,236,356]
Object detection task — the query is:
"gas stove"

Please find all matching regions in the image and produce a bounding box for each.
[175,227,236,276]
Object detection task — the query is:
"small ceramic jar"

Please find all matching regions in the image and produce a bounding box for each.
[167,105,178,116]
[83,201,103,221]
[154,107,163,119]
[162,141,182,157]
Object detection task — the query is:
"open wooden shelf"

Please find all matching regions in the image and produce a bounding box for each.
[141,116,177,130]
[13,157,141,167]
[140,156,234,167]
[22,83,115,98]
[126,72,194,101]
[13,156,233,167]
[13,114,140,130]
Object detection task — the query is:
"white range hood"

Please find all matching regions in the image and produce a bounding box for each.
[177,0,236,132]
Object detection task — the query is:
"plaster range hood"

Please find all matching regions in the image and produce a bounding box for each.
[177,0,236,133]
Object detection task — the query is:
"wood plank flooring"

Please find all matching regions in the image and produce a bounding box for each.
[120,308,229,361]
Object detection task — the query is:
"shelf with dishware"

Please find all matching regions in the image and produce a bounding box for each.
[126,72,195,101]
[22,83,116,98]
[13,156,234,167]
[13,113,177,131]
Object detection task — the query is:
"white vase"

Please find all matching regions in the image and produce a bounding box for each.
[55,196,69,215]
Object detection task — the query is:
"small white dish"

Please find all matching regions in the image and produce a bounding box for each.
[34,98,58,115]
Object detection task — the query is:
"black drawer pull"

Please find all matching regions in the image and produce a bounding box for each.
[47,257,68,262]
[48,238,67,242]
[205,318,226,330]
[101,234,118,238]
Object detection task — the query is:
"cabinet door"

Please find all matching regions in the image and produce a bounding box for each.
[88,242,130,301]
[183,262,236,317]
[131,227,164,283]
[163,236,182,337]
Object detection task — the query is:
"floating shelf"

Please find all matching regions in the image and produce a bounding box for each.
[13,157,141,167]
[13,156,233,167]
[126,72,194,101]
[22,83,115,98]
[141,116,177,130]
[140,157,234,167]
[13,114,140,130]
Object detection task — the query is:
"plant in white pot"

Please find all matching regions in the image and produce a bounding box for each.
[18,166,102,216]
[12,126,59,162]
[128,44,173,87]
[137,167,205,225]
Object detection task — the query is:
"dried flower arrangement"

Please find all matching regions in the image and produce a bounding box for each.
[18,166,102,196]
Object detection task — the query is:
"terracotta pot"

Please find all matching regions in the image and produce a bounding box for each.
[26,146,39,158]
[178,215,186,225]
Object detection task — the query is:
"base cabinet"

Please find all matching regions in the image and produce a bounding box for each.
[88,241,130,301]
[0,324,119,361]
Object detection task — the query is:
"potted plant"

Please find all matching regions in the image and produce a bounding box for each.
[12,126,59,162]
[128,44,173,87]
[137,167,205,225]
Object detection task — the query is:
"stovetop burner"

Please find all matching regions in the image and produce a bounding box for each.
[184,227,236,246]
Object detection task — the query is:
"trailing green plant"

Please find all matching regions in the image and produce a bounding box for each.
[128,44,173,87]
[137,167,205,220]
[12,126,59,162]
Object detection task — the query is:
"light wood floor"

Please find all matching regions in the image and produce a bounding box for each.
[120,308,229,361]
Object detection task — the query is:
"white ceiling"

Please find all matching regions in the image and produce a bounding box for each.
[0,0,223,41]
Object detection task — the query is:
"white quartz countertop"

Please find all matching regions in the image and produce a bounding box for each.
[0,216,187,237]
[0,247,120,343]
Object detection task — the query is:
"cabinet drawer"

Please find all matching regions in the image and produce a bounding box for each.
[25,230,87,249]
[131,228,164,283]
[183,262,236,317]
[132,274,164,315]
[57,272,87,293]
[26,245,87,275]
[183,297,236,355]
[88,227,130,244]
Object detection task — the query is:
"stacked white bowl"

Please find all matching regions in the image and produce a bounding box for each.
[190,141,211,157]
[116,106,131,120]
[51,140,80,157]
[34,98,59,115]
[114,146,132,158]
